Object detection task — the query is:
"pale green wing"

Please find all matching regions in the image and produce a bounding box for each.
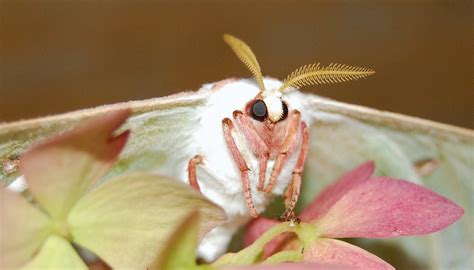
[0,89,210,186]
[299,92,473,270]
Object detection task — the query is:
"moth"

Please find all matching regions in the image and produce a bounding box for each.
[1,34,472,266]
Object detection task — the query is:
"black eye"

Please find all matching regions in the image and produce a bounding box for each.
[251,100,267,121]
[281,101,289,121]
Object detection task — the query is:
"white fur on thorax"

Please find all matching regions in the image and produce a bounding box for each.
[263,95,283,122]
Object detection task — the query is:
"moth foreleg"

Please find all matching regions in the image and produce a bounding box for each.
[222,118,259,218]
[281,122,309,221]
[233,110,270,191]
[188,155,204,192]
[265,110,301,193]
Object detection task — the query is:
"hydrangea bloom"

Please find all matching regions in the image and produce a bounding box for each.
[244,162,464,269]
[0,110,225,269]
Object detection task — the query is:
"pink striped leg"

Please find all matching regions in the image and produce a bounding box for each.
[233,110,270,191]
[281,122,309,221]
[265,110,301,193]
[187,155,203,192]
[222,118,259,218]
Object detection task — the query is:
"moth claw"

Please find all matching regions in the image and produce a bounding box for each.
[279,210,299,223]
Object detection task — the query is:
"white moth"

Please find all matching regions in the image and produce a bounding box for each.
[1,34,472,265]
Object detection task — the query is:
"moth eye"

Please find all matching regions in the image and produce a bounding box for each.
[281,101,289,121]
[251,100,267,121]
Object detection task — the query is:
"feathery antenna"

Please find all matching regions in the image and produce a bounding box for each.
[223,34,266,91]
[278,63,375,93]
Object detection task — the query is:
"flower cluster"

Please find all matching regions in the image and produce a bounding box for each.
[0,111,464,270]
[242,161,463,269]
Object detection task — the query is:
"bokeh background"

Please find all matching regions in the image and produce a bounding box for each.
[1,0,472,128]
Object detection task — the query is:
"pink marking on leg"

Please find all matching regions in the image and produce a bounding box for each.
[258,154,269,191]
[265,110,301,193]
[187,155,203,192]
[233,111,270,191]
[222,118,259,218]
[281,122,309,220]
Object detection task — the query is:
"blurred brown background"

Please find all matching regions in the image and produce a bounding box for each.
[1,0,472,128]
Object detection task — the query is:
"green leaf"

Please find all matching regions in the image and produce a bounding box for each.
[149,211,199,270]
[21,235,87,270]
[68,173,226,269]
[0,188,52,269]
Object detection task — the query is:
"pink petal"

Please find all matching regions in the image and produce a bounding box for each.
[300,161,375,222]
[226,262,351,270]
[316,177,464,238]
[244,162,376,256]
[0,187,51,268]
[304,238,394,270]
[21,109,131,220]
[244,217,279,246]
[244,217,290,258]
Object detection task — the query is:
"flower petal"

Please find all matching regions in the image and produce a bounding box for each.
[21,109,130,220]
[215,222,298,266]
[22,235,87,269]
[243,163,376,257]
[316,177,464,238]
[149,212,199,270]
[0,187,51,269]
[300,161,375,222]
[244,217,281,249]
[304,238,394,270]
[68,173,226,269]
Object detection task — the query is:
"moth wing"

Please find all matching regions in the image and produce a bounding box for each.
[0,89,211,185]
[301,93,473,269]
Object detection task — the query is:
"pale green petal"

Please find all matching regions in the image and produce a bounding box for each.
[20,110,130,220]
[214,222,298,266]
[149,212,199,270]
[0,187,52,269]
[22,235,87,270]
[68,173,226,269]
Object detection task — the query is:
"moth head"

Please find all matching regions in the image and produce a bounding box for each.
[223,33,376,121]
[246,93,289,123]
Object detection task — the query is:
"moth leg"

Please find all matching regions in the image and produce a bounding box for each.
[188,155,204,192]
[265,110,301,193]
[233,110,270,191]
[281,122,309,221]
[222,118,259,218]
